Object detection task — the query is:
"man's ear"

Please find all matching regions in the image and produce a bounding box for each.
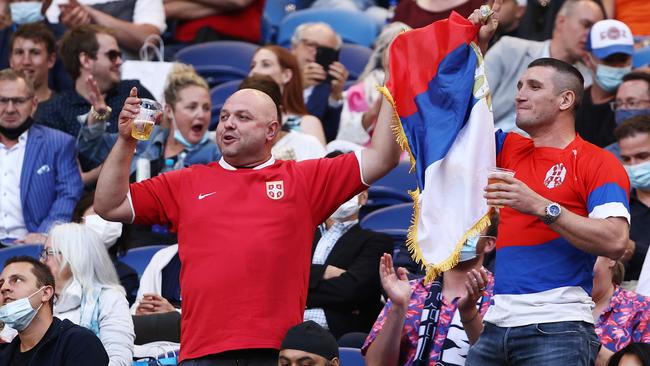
[41,285,55,304]
[266,119,281,141]
[482,236,497,255]
[558,90,576,112]
[331,357,340,366]
[79,52,93,71]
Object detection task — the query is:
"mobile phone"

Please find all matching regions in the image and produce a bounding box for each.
[315,46,340,82]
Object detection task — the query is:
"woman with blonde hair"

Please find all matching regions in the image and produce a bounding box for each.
[79,63,221,178]
[250,45,326,146]
[41,222,135,366]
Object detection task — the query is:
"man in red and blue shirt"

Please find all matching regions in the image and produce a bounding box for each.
[93,82,402,363]
[467,58,630,366]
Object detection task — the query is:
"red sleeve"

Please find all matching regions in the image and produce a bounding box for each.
[129,169,183,231]
[296,152,366,225]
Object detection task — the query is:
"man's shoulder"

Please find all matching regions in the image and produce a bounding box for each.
[490,36,547,56]
[55,318,100,342]
[30,124,75,145]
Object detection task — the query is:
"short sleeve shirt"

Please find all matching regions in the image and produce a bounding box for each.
[595,286,650,352]
[128,152,366,362]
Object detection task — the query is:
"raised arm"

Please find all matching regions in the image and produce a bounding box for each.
[359,96,402,184]
[94,87,141,223]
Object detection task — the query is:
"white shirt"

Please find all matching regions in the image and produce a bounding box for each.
[0,131,28,240]
[272,131,326,161]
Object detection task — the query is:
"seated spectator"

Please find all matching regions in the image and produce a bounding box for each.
[42,222,135,366]
[0,68,83,245]
[9,22,56,114]
[36,25,155,158]
[607,343,650,366]
[239,74,326,161]
[614,115,650,284]
[305,156,393,338]
[280,321,340,366]
[592,256,650,363]
[392,0,483,29]
[164,0,264,44]
[46,0,165,56]
[291,23,349,142]
[0,256,109,365]
[79,63,220,179]
[486,0,602,132]
[576,19,634,148]
[363,213,498,365]
[336,22,411,147]
[72,191,139,305]
[132,244,180,315]
[251,45,326,146]
[606,72,650,159]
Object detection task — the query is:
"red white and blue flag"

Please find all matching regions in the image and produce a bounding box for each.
[380,12,496,280]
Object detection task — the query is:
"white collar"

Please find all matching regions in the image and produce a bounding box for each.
[218,156,276,171]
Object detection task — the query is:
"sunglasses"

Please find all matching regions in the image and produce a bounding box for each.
[104,50,122,63]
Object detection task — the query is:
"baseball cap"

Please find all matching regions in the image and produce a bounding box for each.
[586,19,634,59]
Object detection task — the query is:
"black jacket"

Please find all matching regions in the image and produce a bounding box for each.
[0,317,109,366]
[307,224,393,338]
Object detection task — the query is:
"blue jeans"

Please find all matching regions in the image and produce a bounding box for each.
[466,321,600,366]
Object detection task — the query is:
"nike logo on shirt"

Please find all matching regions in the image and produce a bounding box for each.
[198,192,216,200]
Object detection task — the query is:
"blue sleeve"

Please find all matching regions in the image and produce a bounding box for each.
[495,129,508,157]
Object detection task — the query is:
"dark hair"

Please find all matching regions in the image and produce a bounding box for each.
[238,74,283,122]
[614,115,650,140]
[0,68,35,95]
[4,256,55,310]
[59,24,111,80]
[607,343,650,366]
[528,58,584,111]
[255,46,308,116]
[10,22,56,55]
[485,209,499,238]
[622,72,650,99]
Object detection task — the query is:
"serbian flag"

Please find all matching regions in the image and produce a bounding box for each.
[379,12,495,281]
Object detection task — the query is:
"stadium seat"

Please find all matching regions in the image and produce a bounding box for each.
[174,41,257,87]
[373,161,417,192]
[339,347,365,366]
[119,245,168,279]
[360,202,413,231]
[0,244,42,271]
[372,228,424,278]
[209,79,242,130]
[277,8,379,48]
[340,43,373,81]
[633,45,650,68]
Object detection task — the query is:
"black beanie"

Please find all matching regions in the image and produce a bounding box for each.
[281,321,339,360]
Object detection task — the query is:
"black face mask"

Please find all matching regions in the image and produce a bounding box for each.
[0,117,34,141]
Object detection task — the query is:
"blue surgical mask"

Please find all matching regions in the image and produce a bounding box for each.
[595,64,631,93]
[9,2,44,25]
[0,287,45,331]
[170,113,208,150]
[615,108,650,125]
[625,161,650,190]
[460,235,480,262]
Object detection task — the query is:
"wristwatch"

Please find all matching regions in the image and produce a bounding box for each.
[542,202,562,225]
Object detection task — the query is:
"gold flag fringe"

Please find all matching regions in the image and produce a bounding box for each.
[376,84,492,284]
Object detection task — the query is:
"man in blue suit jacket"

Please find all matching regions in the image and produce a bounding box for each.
[0,69,83,245]
[292,23,348,142]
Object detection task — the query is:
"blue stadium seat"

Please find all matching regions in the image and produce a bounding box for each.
[174,41,257,87]
[340,43,372,81]
[209,79,242,130]
[119,245,168,279]
[339,347,364,366]
[277,8,379,48]
[373,161,417,192]
[0,245,42,271]
[633,45,650,68]
[360,202,413,231]
[372,228,423,276]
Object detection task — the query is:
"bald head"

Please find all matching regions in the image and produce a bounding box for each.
[227,89,278,122]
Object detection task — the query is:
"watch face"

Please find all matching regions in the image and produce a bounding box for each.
[549,204,561,216]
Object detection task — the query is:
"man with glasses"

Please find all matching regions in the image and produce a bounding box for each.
[0,256,109,365]
[575,19,634,148]
[291,22,349,142]
[0,68,82,246]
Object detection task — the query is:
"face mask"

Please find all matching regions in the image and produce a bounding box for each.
[330,195,360,222]
[0,117,34,141]
[595,64,631,93]
[170,112,208,150]
[459,235,494,262]
[0,287,45,332]
[9,2,44,25]
[615,108,650,125]
[84,214,123,249]
[625,160,650,190]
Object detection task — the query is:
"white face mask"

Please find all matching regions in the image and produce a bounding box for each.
[330,195,360,222]
[84,215,123,248]
[0,287,45,332]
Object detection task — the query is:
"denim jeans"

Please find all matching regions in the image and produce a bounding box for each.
[466,321,601,366]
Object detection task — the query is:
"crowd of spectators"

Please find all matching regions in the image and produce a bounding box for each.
[0,0,648,365]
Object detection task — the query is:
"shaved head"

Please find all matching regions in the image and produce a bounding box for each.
[230,88,278,122]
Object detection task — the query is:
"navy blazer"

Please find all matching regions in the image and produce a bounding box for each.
[20,124,83,234]
[305,83,343,143]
